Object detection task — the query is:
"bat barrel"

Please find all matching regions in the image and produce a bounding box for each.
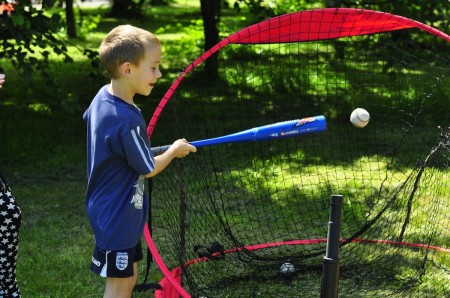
[255,115,326,140]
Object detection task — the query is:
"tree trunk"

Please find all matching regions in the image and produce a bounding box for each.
[200,0,220,78]
[65,0,77,38]
[110,0,132,18]
[325,0,338,8]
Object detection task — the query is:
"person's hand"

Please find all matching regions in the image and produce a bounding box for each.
[169,138,197,158]
[0,74,5,88]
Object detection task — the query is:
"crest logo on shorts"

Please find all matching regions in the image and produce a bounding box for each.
[116,252,128,271]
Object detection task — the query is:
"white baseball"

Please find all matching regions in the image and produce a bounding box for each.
[350,108,370,128]
[280,262,295,275]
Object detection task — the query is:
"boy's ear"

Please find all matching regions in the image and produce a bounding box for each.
[119,62,132,76]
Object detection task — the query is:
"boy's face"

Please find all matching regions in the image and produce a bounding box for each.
[130,43,162,97]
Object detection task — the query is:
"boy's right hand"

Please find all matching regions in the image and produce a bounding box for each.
[169,139,197,158]
[145,138,197,178]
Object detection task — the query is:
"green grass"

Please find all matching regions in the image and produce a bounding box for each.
[1,1,449,297]
[14,165,100,297]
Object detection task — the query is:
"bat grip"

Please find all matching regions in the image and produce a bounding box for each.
[151,145,171,155]
[151,140,205,155]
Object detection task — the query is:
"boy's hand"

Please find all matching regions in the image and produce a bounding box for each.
[145,138,197,178]
[169,139,197,158]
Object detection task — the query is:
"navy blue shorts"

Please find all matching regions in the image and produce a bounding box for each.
[91,241,143,278]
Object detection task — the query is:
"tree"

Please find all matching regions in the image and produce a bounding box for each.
[0,0,73,106]
[325,0,336,7]
[200,0,221,77]
[110,0,145,18]
[65,0,77,38]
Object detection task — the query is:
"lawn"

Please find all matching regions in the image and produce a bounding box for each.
[0,1,449,297]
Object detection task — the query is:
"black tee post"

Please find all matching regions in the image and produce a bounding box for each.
[321,194,343,298]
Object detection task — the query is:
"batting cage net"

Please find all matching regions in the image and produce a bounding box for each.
[145,9,450,298]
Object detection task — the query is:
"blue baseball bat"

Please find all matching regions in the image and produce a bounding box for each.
[151,115,326,155]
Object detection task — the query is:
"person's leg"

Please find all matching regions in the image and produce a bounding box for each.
[131,261,139,289]
[103,262,139,298]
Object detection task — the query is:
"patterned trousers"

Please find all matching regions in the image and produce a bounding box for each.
[0,172,21,298]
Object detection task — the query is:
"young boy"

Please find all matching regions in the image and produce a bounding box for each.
[83,25,196,298]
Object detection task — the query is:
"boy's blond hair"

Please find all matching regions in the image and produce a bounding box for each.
[99,25,160,79]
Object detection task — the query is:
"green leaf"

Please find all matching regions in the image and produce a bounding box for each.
[11,15,25,26]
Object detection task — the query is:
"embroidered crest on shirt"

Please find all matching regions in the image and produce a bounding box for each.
[130,176,144,209]
[116,252,128,271]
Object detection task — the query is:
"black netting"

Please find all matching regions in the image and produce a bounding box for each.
[147,17,450,298]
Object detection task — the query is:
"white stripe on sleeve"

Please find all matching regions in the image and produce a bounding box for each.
[131,126,155,172]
